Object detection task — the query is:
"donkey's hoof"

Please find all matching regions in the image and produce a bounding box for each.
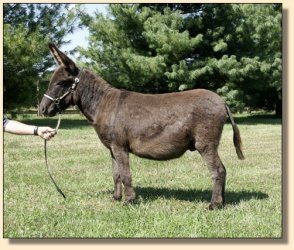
[112,195,122,202]
[208,202,224,210]
[123,198,137,205]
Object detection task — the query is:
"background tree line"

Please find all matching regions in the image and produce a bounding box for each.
[3,3,282,115]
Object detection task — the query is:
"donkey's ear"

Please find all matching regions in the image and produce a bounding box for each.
[48,43,78,75]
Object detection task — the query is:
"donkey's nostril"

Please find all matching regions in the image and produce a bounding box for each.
[40,105,46,115]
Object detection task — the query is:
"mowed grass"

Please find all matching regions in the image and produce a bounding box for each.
[3,113,282,238]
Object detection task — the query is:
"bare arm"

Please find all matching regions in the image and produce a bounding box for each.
[4,120,56,140]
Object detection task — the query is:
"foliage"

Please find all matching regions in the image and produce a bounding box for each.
[3,4,79,111]
[78,4,282,114]
[4,114,282,238]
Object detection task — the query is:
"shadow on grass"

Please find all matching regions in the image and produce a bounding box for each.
[134,186,269,205]
[21,118,90,129]
[230,114,281,125]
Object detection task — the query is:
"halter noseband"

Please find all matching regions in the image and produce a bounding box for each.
[44,69,83,113]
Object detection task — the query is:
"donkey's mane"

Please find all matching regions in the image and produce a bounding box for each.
[76,69,116,122]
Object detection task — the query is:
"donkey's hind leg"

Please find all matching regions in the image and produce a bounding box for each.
[197,143,226,210]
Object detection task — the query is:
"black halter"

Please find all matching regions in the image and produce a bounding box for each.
[44,69,83,113]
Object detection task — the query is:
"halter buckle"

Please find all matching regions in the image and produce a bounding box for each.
[54,98,60,105]
[71,83,77,91]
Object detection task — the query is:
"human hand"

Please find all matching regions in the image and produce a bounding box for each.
[37,127,56,140]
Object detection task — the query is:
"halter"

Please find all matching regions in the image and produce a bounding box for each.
[42,69,83,199]
[44,69,83,113]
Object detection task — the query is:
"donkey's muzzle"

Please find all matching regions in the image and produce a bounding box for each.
[39,102,57,117]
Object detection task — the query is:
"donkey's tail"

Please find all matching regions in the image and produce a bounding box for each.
[225,105,245,160]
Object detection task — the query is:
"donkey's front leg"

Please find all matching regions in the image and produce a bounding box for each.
[110,145,136,204]
[111,153,122,201]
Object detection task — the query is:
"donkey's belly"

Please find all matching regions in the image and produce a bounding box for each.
[129,134,194,161]
[131,143,187,160]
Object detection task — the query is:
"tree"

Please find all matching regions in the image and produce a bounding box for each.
[233,4,282,115]
[78,3,282,114]
[3,4,79,111]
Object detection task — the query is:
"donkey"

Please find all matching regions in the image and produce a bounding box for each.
[40,43,245,209]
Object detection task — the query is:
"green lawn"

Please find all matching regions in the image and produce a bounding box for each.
[3,113,282,238]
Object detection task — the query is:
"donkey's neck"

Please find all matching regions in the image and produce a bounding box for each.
[73,70,115,122]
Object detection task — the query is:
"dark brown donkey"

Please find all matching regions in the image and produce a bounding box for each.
[40,43,245,209]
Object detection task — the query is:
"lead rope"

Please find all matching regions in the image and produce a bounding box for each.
[44,114,66,199]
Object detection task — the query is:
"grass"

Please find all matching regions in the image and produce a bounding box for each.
[3,113,282,238]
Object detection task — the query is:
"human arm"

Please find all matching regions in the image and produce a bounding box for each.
[4,119,56,140]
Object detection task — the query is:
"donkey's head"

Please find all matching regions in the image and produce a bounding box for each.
[40,43,81,116]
